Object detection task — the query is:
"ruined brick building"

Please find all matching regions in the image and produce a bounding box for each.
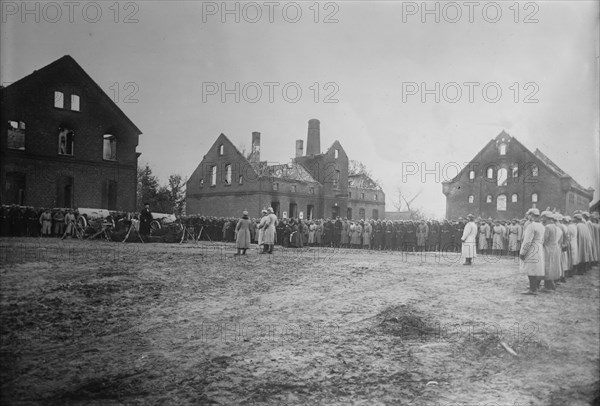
[1,55,141,211]
[443,131,594,219]
[186,119,385,219]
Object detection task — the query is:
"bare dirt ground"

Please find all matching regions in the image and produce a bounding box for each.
[1,237,599,405]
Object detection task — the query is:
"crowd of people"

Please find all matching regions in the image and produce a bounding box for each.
[182,211,599,261]
[0,205,82,238]
[518,208,599,295]
[2,204,599,290]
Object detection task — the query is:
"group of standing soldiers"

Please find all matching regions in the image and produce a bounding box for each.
[519,209,600,295]
[0,205,79,238]
[181,213,550,256]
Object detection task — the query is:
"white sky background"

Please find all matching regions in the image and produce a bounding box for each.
[1,0,598,217]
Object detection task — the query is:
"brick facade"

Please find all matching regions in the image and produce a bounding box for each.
[1,55,141,211]
[186,120,386,219]
[442,131,594,219]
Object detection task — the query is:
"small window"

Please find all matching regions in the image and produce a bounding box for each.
[7,120,25,150]
[374,194,378,201]
[238,175,243,185]
[334,149,339,159]
[359,208,365,219]
[486,166,494,179]
[511,165,518,179]
[54,91,64,108]
[310,187,315,194]
[71,94,80,111]
[468,195,474,203]
[224,164,232,185]
[497,194,507,211]
[291,185,297,193]
[361,193,365,200]
[200,178,204,188]
[219,144,224,155]
[469,170,475,180]
[511,193,518,203]
[531,193,538,203]
[210,166,217,186]
[499,143,507,155]
[273,183,279,191]
[497,168,508,186]
[486,195,492,203]
[103,134,116,160]
[531,164,538,177]
[58,128,74,155]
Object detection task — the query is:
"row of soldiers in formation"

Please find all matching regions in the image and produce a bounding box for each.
[518,209,599,295]
[0,205,81,238]
[197,214,536,254]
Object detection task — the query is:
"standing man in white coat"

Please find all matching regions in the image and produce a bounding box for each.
[519,208,546,295]
[461,214,478,265]
[262,207,278,254]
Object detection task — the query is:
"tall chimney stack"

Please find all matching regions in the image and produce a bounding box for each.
[249,132,261,164]
[295,140,304,158]
[306,119,320,156]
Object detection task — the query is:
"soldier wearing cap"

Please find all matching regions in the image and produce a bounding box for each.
[461,214,477,265]
[258,209,268,250]
[478,218,490,255]
[234,210,251,256]
[520,208,545,295]
[582,212,598,265]
[260,207,278,254]
[541,211,560,292]
[507,219,520,258]
[564,215,578,277]
[574,213,593,274]
[554,213,569,282]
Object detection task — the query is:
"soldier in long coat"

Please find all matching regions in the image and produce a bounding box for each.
[308,221,316,245]
[261,207,278,254]
[234,211,251,255]
[362,221,372,249]
[351,222,362,248]
[508,219,520,257]
[384,221,394,250]
[574,213,593,273]
[315,220,323,246]
[461,214,478,265]
[404,221,416,252]
[565,216,579,276]
[582,212,598,265]
[416,220,428,252]
[341,220,350,248]
[454,218,465,253]
[428,220,440,252]
[492,221,504,256]
[478,220,490,254]
[333,218,342,247]
[555,214,569,282]
[258,210,268,248]
[139,203,153,237]
[440,220,452,253]
[520,208,546,295]
[541,211,561,291]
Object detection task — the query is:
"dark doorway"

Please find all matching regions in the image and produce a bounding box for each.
[289,203,297,219]
[332,206,340,219]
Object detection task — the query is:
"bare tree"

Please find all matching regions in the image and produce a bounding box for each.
[391,186,423,213]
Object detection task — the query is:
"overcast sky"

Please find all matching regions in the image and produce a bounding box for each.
[2,0,598,217]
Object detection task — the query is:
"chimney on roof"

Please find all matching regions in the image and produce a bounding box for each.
[295,140,304,158]
[249,132,260,164]
[306,119,320,156]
